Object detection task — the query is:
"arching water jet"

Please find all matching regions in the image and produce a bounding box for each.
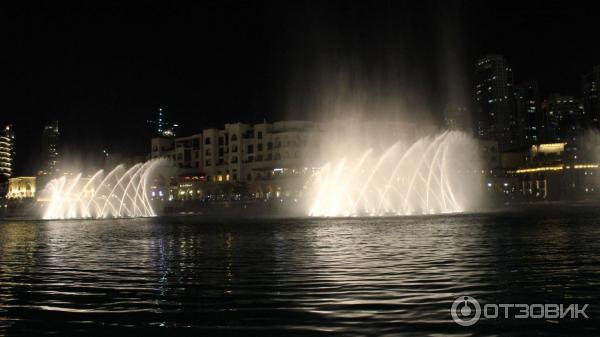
[305,131,481,217]
[39,159,166,219]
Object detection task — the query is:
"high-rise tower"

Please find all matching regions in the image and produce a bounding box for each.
[0,124,15,181]
[473,54,516,150]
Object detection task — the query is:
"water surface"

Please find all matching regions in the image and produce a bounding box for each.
[1,208,599,336]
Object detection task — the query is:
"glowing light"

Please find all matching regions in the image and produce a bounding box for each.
[39,159,165,219]
[305,131,480,217]
[515,166,563,174]
[531,143,566,155]
[574,164,599,169]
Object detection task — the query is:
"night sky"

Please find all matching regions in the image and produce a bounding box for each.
[2,1,598,175]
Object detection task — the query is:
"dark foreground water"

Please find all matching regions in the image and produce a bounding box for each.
[1,208,600,336]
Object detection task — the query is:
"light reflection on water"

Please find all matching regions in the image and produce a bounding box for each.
[1,209,600,336]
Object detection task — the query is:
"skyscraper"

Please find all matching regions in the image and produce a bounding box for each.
[40,121,60,176]
[148,107,178,138]
[473,54,516,150]
[514,81,541,146]
[0,124,15,182]
[542,94,583,144]
[582,66,599,128]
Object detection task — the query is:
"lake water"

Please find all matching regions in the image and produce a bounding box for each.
[1,208,599,336]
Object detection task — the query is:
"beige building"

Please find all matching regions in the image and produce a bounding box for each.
[7,176,36,199]
[150,120,320,183]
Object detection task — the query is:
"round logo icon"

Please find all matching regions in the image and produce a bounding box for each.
[451,296,481,326]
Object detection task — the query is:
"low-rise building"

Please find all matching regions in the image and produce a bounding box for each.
[150,120,320,184]
[514,143,600,200]
[7,176,36,199]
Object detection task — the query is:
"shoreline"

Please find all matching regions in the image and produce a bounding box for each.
[1,199,598,222]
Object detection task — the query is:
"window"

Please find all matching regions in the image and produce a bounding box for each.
[247,145,254,154]
[247,174,252,181]
[231,134,238,141]
[205,159,212,166]
[267,142,273,150]
[205,138,211,145]
[274,152,281,160]
[218,137,224,145]
[257,143,263,151]
[232,145,238,152]
[231,156,238,164]
[205,149,211,156]
[195,151,199,159]
[257,131,263,139]
[218,148,224,156]
[256,154,263,161]
[184,149,191,161]
[267,153,272,160]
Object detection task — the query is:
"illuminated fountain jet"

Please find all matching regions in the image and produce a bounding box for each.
[305,131,481,217]
[40,159,165,219]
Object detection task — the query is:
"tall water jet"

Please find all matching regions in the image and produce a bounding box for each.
[39,159,165,219]
[304,130,482,217]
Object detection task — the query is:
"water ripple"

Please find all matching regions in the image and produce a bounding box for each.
[1,209,600,335]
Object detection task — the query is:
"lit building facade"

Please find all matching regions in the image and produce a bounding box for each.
[149,120,322,202]
[541,94,583,144]
[0,125,15,182]
[514,81,541,146]
[151,120,320,184]
[582,66,599,128]
[515,143,599,200]
[6,176,36,199]
[473,54,516,150]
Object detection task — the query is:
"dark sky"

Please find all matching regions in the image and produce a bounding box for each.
[2,1,598,175]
